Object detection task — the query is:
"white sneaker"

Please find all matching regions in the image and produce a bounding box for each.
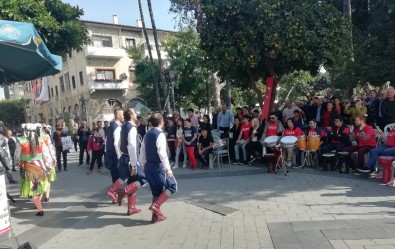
[172,165,178,169]
[182,164,187,168]
[287,161,292,167]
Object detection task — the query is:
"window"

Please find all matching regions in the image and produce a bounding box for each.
[125,38,136,50]
[51,88,54,98]
[72,76,76,89]
[92,35,113,47]
[65,73,71,91]
[48,85,51,100]
[79,71,84,86]
[129,70,136,83]
[59,76,65,92]
[55,86,59,98]
[96,69,115,80]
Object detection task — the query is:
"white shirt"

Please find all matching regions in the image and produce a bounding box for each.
[139,127,171,172]
[113,121,122,159]
[127,122,138,169]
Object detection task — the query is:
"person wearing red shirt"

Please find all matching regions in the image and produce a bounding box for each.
[363,128,395,172]
[234,115,252,165]
[87,129,105,174]
[321,102,338,128]
[344,116,377,171]
[282,118,303,167]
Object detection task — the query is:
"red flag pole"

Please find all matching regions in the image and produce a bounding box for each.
[260,76,276,122]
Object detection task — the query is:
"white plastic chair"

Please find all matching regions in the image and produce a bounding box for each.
[211,136,231,170]
[384,123,395,133]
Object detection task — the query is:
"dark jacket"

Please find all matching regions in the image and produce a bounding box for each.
[52,130,68,148]
[77,127,91,144]
[381,99,395,126]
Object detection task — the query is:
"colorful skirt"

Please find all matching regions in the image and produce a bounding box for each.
[48,167,57,182]
[19,161,49,197]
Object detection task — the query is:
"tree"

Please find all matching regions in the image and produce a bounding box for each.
[0,0,89,56]
[137,0,161,110]
[0,99,26,129]
[161,26,210,110]
[146,0,170,112]
[172,0,351,111]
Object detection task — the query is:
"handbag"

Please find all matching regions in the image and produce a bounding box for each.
[61,136,73,151]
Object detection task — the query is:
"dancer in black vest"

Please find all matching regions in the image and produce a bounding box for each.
[140,113,177,223]
[105,109,124,181]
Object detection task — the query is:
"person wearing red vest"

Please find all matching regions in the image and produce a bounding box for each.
[344,116,377,171]
[363,128,395,172]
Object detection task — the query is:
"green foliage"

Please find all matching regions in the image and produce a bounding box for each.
[0,0,89,56]
[277,70,331,103]
[195,0,351,83]
[0,99,26,128]
[161,26,210,109]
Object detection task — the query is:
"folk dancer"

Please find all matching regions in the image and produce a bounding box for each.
[139,113,177,223]
[40,123,57,202]
[15,123,52,216]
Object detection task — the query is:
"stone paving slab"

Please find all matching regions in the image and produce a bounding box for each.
[1,151,395,248]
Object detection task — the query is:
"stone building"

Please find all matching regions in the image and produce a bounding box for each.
[24,18,173,127]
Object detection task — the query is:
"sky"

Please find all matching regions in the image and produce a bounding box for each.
[62,0,179,31]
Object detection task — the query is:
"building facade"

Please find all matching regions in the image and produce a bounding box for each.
[24,19,172,127]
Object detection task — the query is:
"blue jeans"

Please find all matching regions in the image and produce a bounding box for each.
[234,143,248,162]
[366,147,395,169]
[383,148,395,157]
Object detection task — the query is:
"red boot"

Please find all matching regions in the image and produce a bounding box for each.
[118,182,139,206]
[127,194,141,215]
[150,198,166,223]
[149,192,169,218]
[106,180,122,203]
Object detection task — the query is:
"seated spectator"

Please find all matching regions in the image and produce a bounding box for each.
[235,107,243,120]
[282,100,303,124]
[252,109,260,120]
[195,128,214,169]
[381,87,395,127]
[229,117,241,161]
[234,115,252,165]
[363,128,395,172]
[332,97,344,117]
[173,118,187,169]
[293,110,304,129]
[246,118,263,163]
[344,116,376,171]
[283,118,303,167]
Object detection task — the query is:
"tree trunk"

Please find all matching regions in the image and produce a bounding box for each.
[206,78,210,115]
[138,0,161,111]
[246,69,264,111]
[343,0,354,58]
[225,79,232,109]
[147,0,170,113]
[211,73,225,109]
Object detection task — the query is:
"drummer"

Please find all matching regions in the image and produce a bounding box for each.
[306,119,326,146]
[283,118,303,167]
[261,112,284,142]
[319,116,350,161]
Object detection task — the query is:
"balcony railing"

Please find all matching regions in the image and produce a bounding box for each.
[85,46,127,59]
[88,79,128,91]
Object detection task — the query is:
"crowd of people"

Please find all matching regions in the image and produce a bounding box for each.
[1,86,394,219]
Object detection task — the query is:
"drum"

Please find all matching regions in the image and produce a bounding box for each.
[280,136,297,148]
[378,156,395,183]
[297,136,307,151]
[322,153,336,171]
[264,136,279,148]
[308,135,321,151]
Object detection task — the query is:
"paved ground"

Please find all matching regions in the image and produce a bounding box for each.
[1,151,395,249]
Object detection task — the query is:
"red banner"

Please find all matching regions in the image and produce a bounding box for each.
[260,76,276,122]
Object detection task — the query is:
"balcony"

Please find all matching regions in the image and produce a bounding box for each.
[85,46,127,59]
[88,79,128,91]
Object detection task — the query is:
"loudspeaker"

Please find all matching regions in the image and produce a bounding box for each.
[17,242,37,249]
